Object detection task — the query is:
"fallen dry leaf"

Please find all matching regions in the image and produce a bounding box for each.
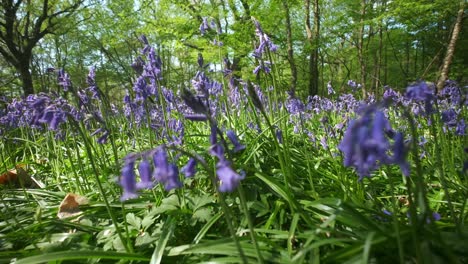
[57,193,89,219]
[0,164,42,188]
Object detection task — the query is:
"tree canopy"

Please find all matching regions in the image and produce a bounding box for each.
[0,0,466,97]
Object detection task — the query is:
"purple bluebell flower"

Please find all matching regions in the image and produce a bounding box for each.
[209,143,225,160]
[216,160,245,192]
[199,17,210,35]
[97,130,109,144]
[181,158,197,178]
[383,87,401,103]
[405,81,435,115]
[226,130,245,152]
[137,159,153,189]
[86,67,101,99]
[131,56,145,75]
[327,81,335,95]
[253,64,271,75]
[338,108,395,179]
[286,96,305,115]
[139,34,151,54]
[57,69,72,92]
[276,128,283,144]
[252,19,278,56]
[392,132,410,176]
[153,148,182,191]
[347,80,358,89]
[406,81,434,102]
[320,136,328,150]
[120,161,138,201]
[456,119,466,135]
[197,53,204,68]
[441,109,458,127]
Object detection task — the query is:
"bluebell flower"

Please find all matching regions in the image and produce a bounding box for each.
[216,160,245,192]
[456,119,466,135]
[441,109,458,127]
[137,159,153,189]
[97,130,109,144]
[327,81,335,95]
[392,132,410,176]
[226,130,245,153]
[405,81,434,102]
[120,161,138,201]
[347,80,357,89]
[286,96,305,115]
[57,69,72,92]
[339,109,395,179]
[199,17,210,35]
[405,81,435,115]
[153,148,182,191]
[131,56,145,75]
[276,129,283,144]
[181,158,197,178]
[197,53,204,68]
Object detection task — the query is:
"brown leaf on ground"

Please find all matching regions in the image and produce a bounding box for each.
[57,193,89,219]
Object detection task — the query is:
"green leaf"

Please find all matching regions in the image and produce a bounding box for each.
[126,213,141,230]
[15,251,150,264]
[150,216,175,264]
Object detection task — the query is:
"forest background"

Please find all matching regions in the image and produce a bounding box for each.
[1,0,466,99]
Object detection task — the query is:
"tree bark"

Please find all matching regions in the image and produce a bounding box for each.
[18,60,34,95]
[357,0,367,98]
[305,0,320,96]
[0,0,83,96]
[436,1,465,92]
[282,0,297,96]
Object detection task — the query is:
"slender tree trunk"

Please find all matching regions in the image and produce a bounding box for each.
[357,0,367,98]
[305,0,320,96]
[282,0,297,96]
[376,21,383,94]
[14,49,35,95]
[312,0,320,95]
[436,1,465,92]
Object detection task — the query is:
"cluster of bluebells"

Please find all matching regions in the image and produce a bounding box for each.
[118,35,250,200]
[252,19,277,76]
[0,93,81,138]
[338,80,467,179]
[347,80,361,92]
[339,104,409,179]
[123,35,184,145]
[120,147,183,201]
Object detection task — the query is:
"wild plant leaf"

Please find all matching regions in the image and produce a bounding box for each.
[15,250,150,264]
[125,213,141,230]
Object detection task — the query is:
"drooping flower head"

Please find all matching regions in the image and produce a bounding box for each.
[226,130,246,153]
[339,106,396,179]
[216,160,245,192]
[120,161,138,201]
[181,158,197,178]
[405,81,435,115]
[57,69,72,92]
[153,147,182,191]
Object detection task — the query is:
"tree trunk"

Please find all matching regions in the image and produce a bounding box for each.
[436,1,465,92]
[357,0,367,98]
[375,21,383,95]
[305,0,320,96]
[282,0,297,96]
[18,62,34,95]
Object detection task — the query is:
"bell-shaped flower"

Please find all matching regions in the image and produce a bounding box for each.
[216,160,245,192]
